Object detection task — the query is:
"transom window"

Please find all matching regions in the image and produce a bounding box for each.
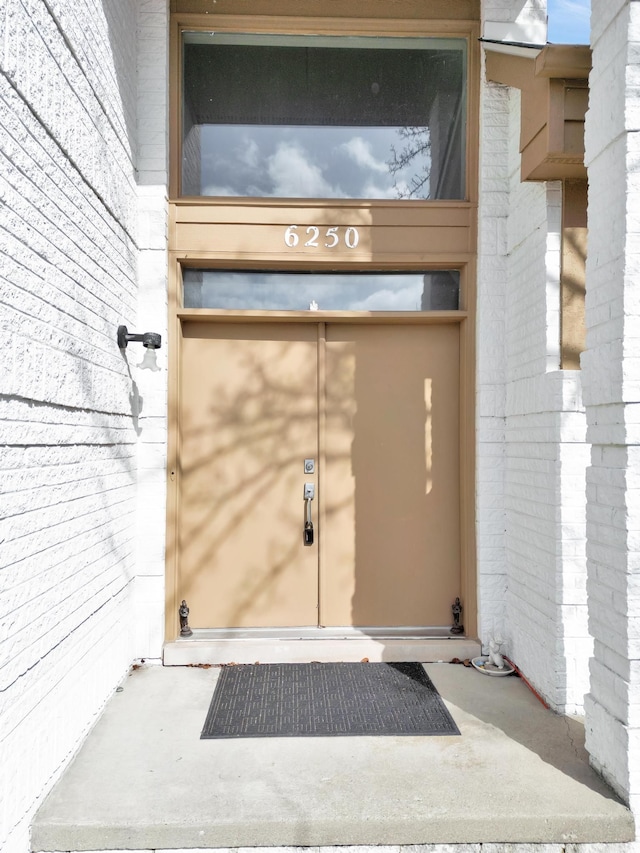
[182,270,461,311]
[181,33,467,200]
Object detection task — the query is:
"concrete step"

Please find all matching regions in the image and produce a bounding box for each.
[163,628,481,665]
[31,663,635,852]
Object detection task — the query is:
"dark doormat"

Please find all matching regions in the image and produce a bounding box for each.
[201,662,460,738]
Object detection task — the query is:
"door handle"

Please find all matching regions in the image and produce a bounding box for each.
[304,483,315,546]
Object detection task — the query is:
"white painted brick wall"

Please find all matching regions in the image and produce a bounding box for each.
[2,0,138,235]
[504,367,590,713]
[482,0,547,43]
[5,0,638,847]
[583,0,640,813]
[477,58,509,644]
[132,1,169,660]
[478,0,591,714]
[0,2,168,852]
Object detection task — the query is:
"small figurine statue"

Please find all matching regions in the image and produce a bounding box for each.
[451,597,464,634]
[487,636,505,669]
[179,599,193,637]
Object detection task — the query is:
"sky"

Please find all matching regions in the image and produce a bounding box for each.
[547,0,591,44]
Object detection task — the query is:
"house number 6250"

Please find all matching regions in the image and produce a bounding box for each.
[284,225,360,250]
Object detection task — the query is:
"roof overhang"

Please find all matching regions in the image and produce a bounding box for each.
[483,42,591,182]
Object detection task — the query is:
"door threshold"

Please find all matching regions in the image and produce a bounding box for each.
[163,627,481,665]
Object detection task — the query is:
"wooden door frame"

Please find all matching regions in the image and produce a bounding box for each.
[165,0,480,642]
[165,262,477,641]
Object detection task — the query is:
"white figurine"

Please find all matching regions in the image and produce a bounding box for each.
[487,636,505,669]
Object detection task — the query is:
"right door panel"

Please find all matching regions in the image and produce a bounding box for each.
[322,323,461,628]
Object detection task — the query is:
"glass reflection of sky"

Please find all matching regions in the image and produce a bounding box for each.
[196,126,431,200]
[184,272,431,311]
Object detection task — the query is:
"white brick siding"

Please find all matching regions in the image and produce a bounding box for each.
[132,0,169,660]
[4,0,640,847]
[482,0,547,43]
[477,66,509,643]
[478,9,591,712]
[583,0,640,808]
[0,1,168,851]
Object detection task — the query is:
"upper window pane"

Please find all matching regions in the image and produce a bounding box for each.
[182,270,460,312]
[181,33,467,200]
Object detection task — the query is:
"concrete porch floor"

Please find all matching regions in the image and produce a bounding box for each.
[31,662,635,851]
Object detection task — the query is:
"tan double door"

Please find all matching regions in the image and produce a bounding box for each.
[178,320,460,630]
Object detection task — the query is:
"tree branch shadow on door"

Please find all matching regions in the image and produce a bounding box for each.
[178,330,350,628]
[176,322,460,635]
[324,324,461,636]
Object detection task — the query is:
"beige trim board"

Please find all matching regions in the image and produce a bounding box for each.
[534,44,592,79]
[176,309,468,324]
[163,629,481,665]
[171,0,481,20]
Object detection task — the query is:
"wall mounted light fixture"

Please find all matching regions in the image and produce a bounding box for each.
[117,325,162,372]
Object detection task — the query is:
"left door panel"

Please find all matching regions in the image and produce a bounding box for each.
[178,322,319,628]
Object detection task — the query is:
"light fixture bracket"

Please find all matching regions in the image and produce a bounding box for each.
[117,325,162,350]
